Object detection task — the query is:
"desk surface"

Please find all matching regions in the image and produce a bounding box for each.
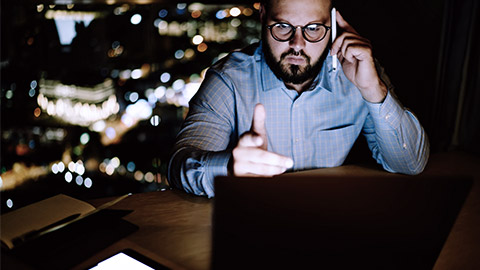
[4,151,480,270]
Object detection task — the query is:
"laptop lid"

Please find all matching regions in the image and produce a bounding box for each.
[212,174,472,270]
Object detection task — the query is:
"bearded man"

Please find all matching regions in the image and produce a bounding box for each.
[168,0,429,197]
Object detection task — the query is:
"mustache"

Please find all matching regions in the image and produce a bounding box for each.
[280,49,310,63]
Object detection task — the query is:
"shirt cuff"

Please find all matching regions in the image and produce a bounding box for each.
[205,150,231,186]
[364,91,404,130]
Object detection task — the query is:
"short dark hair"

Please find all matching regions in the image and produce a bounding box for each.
[261,0,333,14]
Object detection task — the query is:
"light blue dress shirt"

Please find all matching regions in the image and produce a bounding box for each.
[168,42,429,197]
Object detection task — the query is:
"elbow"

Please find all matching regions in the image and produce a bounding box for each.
[403,162,427,175]
[401,130,430,175]
[385,160,427,176]
[411,135,430,175]
[409,155,429,175]
[168,150,213,197]
[167,150,195,193]
[381,140,430,176]
[167,154,184,191]
[396,141,430,176]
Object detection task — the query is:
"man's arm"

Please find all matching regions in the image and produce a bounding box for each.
[331,10,429,174]
[168,68,293,197]
[363,66,430,174]
[168,70,235,198]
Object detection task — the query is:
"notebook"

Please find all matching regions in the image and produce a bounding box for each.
[212,174,472,270]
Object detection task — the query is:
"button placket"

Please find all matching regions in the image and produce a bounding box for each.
[291,98,304,168]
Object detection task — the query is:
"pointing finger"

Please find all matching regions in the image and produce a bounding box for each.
[251,103,267,136]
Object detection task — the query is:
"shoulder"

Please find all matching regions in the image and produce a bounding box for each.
[209,42,260,75]
[194,43,261,101]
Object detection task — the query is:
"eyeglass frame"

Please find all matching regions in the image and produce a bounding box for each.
[266,22,331,43]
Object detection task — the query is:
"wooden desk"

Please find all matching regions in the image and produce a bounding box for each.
[72,151,479,270]
[5,151,480,269]
[72,189,212,270]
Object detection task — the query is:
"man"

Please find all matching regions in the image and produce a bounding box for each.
[168,0,429,197]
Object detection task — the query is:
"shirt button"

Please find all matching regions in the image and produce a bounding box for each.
[295,138,300,143]
[402,143,407,149]
[385,113,391,120]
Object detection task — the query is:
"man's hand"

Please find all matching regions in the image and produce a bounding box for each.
[231,103,294,176]
[331,10,387,103]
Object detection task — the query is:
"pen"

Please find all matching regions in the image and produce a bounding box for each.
[331,7,337,71]
[9,193,131,248]
[11,213,81,246]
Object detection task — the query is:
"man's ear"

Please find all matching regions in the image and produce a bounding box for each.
[259,3,266,24]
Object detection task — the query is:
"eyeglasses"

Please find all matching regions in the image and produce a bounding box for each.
[267,22,331,43]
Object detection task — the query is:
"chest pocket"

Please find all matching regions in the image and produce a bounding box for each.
[315,125,359,167]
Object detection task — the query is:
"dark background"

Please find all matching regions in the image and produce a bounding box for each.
[1,0,479,211]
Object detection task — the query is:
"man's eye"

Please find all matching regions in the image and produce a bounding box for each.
[306,25,321,32]
[277,23,291,29]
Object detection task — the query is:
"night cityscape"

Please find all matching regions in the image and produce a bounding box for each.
[1,0,261,212]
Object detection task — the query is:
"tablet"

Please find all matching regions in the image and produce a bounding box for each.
[89,249,170,270]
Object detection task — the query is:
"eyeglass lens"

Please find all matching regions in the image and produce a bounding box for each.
[270,23,328,42]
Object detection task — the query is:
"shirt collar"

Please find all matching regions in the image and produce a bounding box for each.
[257,42,335,93]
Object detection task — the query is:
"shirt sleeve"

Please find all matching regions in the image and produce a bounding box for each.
[362,64,430,175]
[168,69,236,198]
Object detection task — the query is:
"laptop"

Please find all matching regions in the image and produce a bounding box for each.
[211,174,472,270]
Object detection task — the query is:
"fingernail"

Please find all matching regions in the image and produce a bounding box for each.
[285,159,294,169]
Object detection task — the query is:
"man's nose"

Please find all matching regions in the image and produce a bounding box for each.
[289,27,306,51]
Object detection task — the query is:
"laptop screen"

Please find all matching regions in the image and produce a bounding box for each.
[212,174,472,269]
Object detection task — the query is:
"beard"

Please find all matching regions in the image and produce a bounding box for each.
[262,32,326,85]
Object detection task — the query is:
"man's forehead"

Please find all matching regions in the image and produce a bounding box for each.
[266,0,332,10]
[266,0,332,23]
